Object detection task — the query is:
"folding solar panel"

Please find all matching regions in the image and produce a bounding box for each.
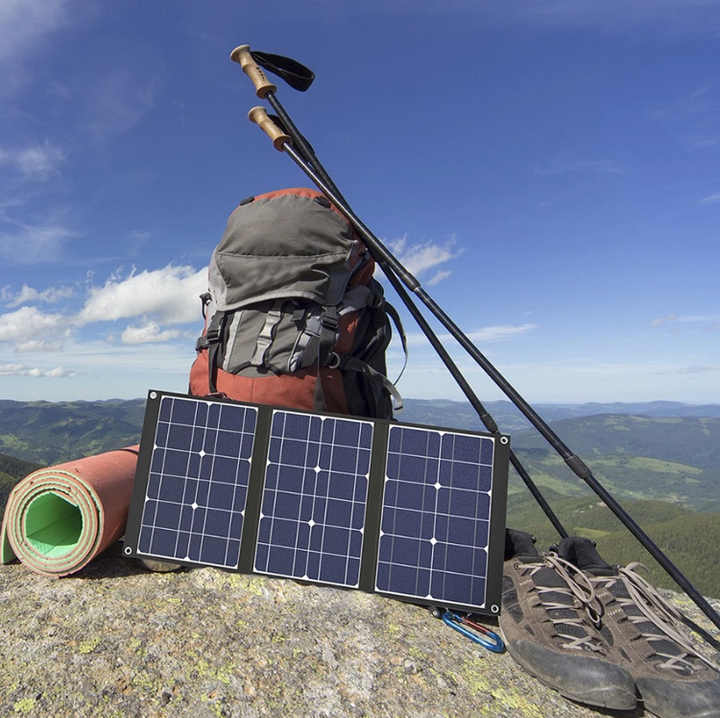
[124,391,509,615]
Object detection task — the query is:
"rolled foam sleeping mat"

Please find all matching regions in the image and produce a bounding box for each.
[0,446,138,577]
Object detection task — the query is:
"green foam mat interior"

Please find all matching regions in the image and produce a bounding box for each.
[25,492,83,559]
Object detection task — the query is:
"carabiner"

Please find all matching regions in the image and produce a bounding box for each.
[441,610,505,653]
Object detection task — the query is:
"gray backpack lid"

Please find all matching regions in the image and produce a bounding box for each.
[208,191,361,312]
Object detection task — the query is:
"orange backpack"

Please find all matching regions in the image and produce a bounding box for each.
[189,188,404,418]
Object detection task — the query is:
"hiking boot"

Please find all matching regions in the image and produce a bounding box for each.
[499,529,637,709]
[556,536,720,718]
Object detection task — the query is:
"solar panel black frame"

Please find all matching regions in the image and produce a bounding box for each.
[124,390,509,616]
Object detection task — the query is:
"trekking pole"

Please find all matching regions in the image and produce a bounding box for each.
[246,106,720,638]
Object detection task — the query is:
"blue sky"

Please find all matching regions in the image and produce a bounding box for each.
[1,0,719,404]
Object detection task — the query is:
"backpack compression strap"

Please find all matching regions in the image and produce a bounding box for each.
[203,311,229,394]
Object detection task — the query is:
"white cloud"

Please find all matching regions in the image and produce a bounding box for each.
[652,313,720,327]
[77,265,207,326]
[406,323,537,348]
[87,71,158,138]
[0,0,71,94]
[700,192,720,204]
[388,236,460,279]
[0,363,73,377]
[466,324,538,343]
[0,306,66,344]
[0,221,75,263]
[651,313,678,327]
[15,339,65,353]
[0,142,66,181]
[121,322,181,345]
[5,283,74,307]
[45,366,74,377]
[427,270,452,286]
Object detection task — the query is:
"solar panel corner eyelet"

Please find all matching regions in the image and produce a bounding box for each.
[490,604,500,614]
[499,436,509,445]
[123,546,133,555]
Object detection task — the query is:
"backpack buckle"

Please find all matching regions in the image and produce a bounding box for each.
[320,314,338,331]
[205,327,222,344]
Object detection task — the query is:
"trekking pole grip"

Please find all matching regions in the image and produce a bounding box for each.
[230,45,276,98]
[248,106,290,150]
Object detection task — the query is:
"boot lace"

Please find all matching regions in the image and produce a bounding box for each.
[520,552,606,652]
[592,562,720,673]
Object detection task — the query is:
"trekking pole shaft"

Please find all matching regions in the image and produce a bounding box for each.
[265,93,339,192]
[281,141,720,634]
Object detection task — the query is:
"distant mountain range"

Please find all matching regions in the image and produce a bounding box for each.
[0,397,718,595]
[1,396,718,463]
[401,398,720,433]
[1,397,717,507]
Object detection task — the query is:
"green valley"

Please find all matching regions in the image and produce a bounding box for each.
[506,488,720,596]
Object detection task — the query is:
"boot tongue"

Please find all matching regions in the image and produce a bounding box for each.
[505,528,541,563]
[556,536,617,576]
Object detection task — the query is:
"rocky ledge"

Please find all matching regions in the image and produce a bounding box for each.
[1,545,718,718]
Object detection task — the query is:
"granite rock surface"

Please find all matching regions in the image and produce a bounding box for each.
[1,544,718,718]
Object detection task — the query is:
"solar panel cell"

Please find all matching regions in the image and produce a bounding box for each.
[376,425,495,610]
[254,411,372,588]
[136,396,256,568]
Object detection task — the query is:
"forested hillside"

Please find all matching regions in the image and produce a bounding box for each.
[507,416,720,511]
[506,488,720,596]
[0,399,145,464]
[0,452,42,514]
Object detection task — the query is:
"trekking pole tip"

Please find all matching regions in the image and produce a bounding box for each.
[248,106,289,150]
[230,44,276,98]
